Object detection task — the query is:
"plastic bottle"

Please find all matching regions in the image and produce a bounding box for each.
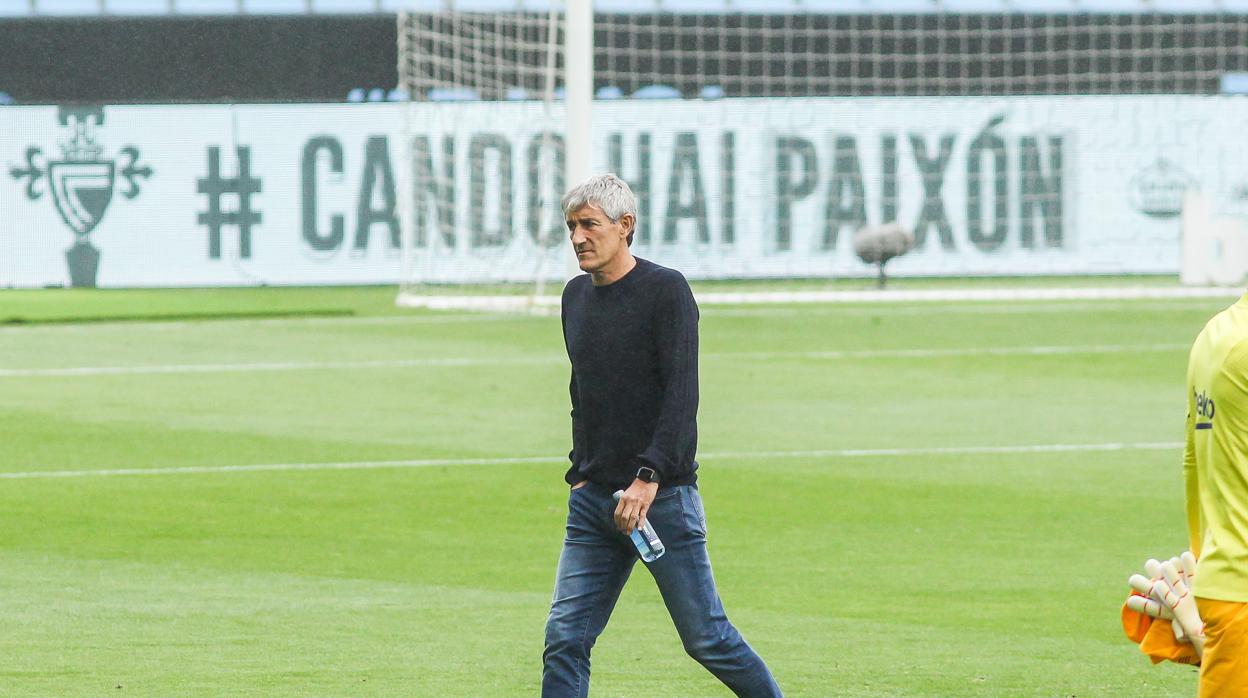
[612,490,666,562]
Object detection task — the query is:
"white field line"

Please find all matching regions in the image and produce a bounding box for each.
[0,312,538,336]
[702,299,1233,318]
[694,286,1241,304]
[0,342,1191,378]
[715,342,1189,361]
[0,441,1182,480]
[705,441,1183,459]
[0,356,560,377]
[419,286,1240,308]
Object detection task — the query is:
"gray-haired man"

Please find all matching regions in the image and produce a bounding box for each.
[541,174,782,697]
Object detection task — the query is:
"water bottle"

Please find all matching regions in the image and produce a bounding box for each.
[613,490,666,562]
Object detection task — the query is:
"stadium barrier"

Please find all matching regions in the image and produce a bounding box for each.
[1,96,1244,288]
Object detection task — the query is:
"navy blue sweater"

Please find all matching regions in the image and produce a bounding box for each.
[561,257,700,491]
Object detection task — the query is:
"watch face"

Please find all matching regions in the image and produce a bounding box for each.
[638,467,657,483]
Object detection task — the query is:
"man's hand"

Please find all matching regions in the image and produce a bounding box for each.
[613,480,659,535]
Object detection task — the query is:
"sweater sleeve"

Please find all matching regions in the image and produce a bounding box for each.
[636,272,700,481]
[562,294,587,485]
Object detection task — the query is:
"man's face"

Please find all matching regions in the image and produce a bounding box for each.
[565,203,634,274]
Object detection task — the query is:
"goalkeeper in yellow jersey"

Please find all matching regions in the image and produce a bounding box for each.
[1184,293,1248,697]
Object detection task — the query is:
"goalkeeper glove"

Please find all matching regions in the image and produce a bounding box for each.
[1127,552,1204,659]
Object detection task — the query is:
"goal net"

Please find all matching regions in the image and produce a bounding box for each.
[396,4,1248,308]
[395,9,570,312]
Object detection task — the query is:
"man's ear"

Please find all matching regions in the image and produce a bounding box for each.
[618,213,636,237]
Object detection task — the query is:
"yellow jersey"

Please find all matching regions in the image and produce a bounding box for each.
[1186,294,1248,602]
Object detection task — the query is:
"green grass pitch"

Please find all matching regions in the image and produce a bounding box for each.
[0,284,1227,696]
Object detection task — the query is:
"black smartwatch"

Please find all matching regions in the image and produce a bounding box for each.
[635,466,660,484]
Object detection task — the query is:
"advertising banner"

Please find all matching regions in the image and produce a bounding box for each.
[1,96,1241,287]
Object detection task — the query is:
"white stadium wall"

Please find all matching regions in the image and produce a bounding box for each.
[1,96,1245,288]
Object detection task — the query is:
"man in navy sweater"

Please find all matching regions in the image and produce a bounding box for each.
[542,174,782,697]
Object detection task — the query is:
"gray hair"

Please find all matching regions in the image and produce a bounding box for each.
[561,174,639,243]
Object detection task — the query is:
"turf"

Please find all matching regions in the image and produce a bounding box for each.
[0,274,1185,324]
[0,285,1232,696]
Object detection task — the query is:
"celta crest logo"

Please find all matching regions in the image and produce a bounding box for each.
[1127,158,1196,220]
[9,106,152,287]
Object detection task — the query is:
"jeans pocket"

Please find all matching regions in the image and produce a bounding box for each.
[681,487,708,537]
[654,486,681,501]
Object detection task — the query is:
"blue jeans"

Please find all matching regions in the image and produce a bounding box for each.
[542,482,782,697]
